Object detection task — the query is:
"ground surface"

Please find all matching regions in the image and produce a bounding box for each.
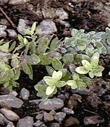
[0,0,110,127]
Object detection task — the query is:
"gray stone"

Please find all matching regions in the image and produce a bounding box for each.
[17,116,33,127]
[33,120,43,127]
[55,112,66,123]
[0,25,7,37]
[49,123,60,127]
[20,88,30,100]
[36,19,57,35]
[0,95,23,108]
[56,8,68,20]
[39,98,64,111]
[10,91,18,97]
[0,113,9,125]
[62,107,74,115]
[17,19,29,35]
[84,115,104,125]
[9,0,30,5]
[36,113,43,120]
[0,108,19,121]
[0,0,9,5]
[44,112,54,122]
[7,29,17,38]
[7,122,15,127]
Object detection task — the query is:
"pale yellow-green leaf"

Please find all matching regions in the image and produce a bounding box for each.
[46,86,56,95]
[75,66,89,74]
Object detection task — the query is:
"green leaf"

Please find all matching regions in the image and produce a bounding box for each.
[56,81,66,88]
[44,76,56,86]
[35,83,47,98]
[63,53,74,64]
[22,63,33,79]
[46,86,56,95]
[91,52,99,64]
[9,41,16,52]
[82,60,91,70]
[75,66,89,74]
[30,22,37,35]
[11,57,20,68]
[50,37,60,51]
[26,54,40,65]
[52,71,62,80]
[89,72,94,78]
[52,59,63,70]
[0,42,9,53]
[13,68,21,80]
[67,80,77,89]
[46,66,54,76]
[39,54,52,65]
[37,37,50,54]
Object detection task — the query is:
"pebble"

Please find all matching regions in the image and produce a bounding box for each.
[0,95,23,108]
[17,116,33,127]
[36,113,43,120]
[10,91,18,97]
[9,0,30,5]
[39,98,64,111]
[84,115,104,125]
[0,108,19,121]
[44,112,54,122]
[55,112,66,123]
[49,123,60,127]
[7,29,17,38]
[33,120,43,127]
[36,19,57,35]
[64,117,80,127]
[7,122,15,127]
[0,113,9,125]
[20,88,30,100]
[62,107,74,115]
[56,8,68,20]
[0,25,7,37]
[17,19,29,35]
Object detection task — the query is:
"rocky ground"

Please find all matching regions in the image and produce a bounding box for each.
[0,0,110,127]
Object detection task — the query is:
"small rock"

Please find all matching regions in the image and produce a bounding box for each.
[33,120,43,127]
[56,8,68,20]
[0,25,7,37]
[39,98,64,111]
[44,112,54,122]
[0,108,19,121]
[10,91,18,97]
[0,113,9,125]
[36,113,43,120]
[17,116,33,127]
[20,88,30,100]
[7,122,15,127]
[62,107,74,115]
[29,99,41,105]
[49,123,60,127]
[55,112,66,123]
[0,0,9,5]
[17,19,29,35]
[64,117,80,127]
[84,115,104,125]
[36,19,57,35]
[9,0,30,5]
[0,19,9,26]
[0,95,23,108]
[7,29,17,38]
[103,94,110,101]
[67,94,82,109]
[87,93,102,108]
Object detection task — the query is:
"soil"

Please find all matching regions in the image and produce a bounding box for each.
[0,0,110,127]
